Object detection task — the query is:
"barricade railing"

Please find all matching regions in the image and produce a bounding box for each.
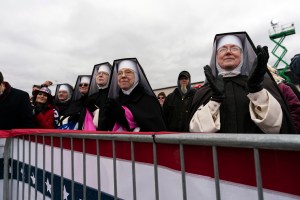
[2,131,300,200]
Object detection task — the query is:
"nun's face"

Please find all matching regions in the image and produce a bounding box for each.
[58,90,69,101]
[217,44,242,70]
[117,68,135,91]
[96,71,109,86]
[79,83,89,94]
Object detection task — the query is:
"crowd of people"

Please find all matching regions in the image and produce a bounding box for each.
[1,31,300,133]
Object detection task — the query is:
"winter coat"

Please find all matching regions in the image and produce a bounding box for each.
[278,83,300,133]
[34,104,59,129]
[163,88,196,132]
[0,82,34,129]
[99,84,167,132]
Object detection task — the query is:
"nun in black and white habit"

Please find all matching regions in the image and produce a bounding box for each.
[61,75,91,130]
[188,32,296,134]
[99,58,167,132]
[54,83,73,117]
[85,62,112,129]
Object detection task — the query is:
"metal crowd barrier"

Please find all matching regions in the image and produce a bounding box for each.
[2,132,300,200]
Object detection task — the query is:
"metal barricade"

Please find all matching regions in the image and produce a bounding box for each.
[2,132,300,200]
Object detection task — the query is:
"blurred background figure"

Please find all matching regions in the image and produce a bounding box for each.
[268,66,300,133]
[157,92,166,107]
[163,71,196,132]
[290,53,300,88]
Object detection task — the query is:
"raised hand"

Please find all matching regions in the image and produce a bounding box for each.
[204,65,224,102]
[247,45,269,93]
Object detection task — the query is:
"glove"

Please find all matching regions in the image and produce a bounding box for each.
[104,98,130,130]
[204,65,224,103]
[247,45,269,93]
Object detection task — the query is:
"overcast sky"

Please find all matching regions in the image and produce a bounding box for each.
[1,0,299,94]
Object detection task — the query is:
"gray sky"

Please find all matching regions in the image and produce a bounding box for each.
[1,0,299,94]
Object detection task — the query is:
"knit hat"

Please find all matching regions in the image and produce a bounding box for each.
[33,86,53,100]
[0,72,3,83]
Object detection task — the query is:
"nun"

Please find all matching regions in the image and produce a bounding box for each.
[61,75,91,130]
[86,62,112,128]
[99,58,167,132]
[188,32,296,134]
[54,84,73,115]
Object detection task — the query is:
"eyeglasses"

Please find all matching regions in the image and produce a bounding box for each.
[117,69,134,77]
[217,46,241,55]
[79,83,89,87]
[158,97,165,100]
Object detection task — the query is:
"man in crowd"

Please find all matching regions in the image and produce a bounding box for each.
[0,71,34,129]
[163,71,196,132]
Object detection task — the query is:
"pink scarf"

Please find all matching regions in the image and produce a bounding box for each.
[112,106,140,132]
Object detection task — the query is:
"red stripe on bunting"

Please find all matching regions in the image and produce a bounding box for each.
[0,130,11,138]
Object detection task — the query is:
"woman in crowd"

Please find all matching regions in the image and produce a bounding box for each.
[99,58,166,132]
[32,87,59,128]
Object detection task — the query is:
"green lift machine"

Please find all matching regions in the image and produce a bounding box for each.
[269,19,296,82]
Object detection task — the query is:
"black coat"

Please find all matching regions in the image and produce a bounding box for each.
[86,88,109,113]
[163,88,196,132]
[0,83,34,129]
[55,100,71,117]
[62,95,88,130]
[99,85,167,132]
[187,76,296,134]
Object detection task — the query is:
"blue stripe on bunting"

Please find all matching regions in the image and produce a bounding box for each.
[8,159,120,200]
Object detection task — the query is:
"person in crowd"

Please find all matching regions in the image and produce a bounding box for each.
[188,32,296,134]
[269,65,300,100]
[290,53,300,87]
[86,62,112,129]
[99,58,167,132]
[0,71,34,129]
[32,87,59,129]
[163,71,196,132]
[53,83,73,125]
[157,92,166,107]
[268,66,300,133]
[30,80,53,105]
[61,75,91,130]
